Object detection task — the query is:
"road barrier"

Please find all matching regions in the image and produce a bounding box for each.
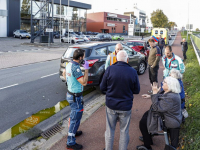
[190,34,200,66]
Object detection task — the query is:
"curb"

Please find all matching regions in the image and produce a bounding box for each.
[15,91,105,150]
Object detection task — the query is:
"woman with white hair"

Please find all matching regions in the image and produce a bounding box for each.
[137,77,182,150]
[169,69,185,109]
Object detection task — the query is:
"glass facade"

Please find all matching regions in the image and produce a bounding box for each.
[20,0,87,33]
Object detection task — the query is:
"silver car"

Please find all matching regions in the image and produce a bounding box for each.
[61,35,84,44]
[13,30,31,39]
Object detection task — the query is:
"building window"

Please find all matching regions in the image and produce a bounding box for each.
[123,26,125,33]
[114,28,115,33]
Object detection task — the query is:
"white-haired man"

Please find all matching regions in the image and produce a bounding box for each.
[100,50,140,150]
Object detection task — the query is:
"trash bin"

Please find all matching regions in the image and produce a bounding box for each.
[40,35,48,43]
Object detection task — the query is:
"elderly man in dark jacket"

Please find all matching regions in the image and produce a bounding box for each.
[181,38,188,60]
[137,77,182,150]
[100,50,140,150]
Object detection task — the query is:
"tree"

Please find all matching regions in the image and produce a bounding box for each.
[168,21,177,30]
[150,9,168,28]
[196,28,200,32]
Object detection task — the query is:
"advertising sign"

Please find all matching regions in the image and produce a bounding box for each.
[128,24,134,36]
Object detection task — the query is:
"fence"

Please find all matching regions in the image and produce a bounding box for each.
[190,34,200,66]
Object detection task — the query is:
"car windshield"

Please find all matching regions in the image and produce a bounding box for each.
[20,30,27,33]
[127,42,144,47]
[63,48,90,58]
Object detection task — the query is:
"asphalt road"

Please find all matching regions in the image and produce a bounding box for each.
[0,60,67,134]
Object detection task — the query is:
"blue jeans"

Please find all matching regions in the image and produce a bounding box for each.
[105,107,132,150]
[66,92,83,146]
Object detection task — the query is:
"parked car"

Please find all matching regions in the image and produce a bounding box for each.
[61,34,84,44]
[124,40,150,62]
[53,31,61,38]
[93,32,99,35]
[94,34,112,41]
[79,34,90,42]
[13,30,31,39]
[59,42,147,86]
[75,32,83,35]
[112,35,124,41]
[169,35,172,40]
[64,31,77,37]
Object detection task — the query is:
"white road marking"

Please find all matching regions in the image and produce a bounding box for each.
[0,83,19,90]
[41,72,58,78]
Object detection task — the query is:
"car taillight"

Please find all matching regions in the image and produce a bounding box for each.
[87,59,99,67]
[87,81,93,84]
[75,38,78,40]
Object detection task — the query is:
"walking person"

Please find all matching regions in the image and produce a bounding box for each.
[63,49,89,150]
[158,35,165,56]
[100,50,140,150]
[180,38,188,60]
[162,45,185,78]
[105,43,123,70]
[147,38,161,93]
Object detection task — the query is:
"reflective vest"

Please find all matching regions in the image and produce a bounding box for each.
[109,52,117,66]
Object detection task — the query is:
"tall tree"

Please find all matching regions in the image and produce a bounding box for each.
[168,21,177,30]
[196,28,200,32]
[150,9,168,28]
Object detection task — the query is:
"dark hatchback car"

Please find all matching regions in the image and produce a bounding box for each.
[59,42,147,86]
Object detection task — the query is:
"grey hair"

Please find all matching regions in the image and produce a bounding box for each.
[117,50,128,62]
[170,69,182,79]
[165,76,181,93]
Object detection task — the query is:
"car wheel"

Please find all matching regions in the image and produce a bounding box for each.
[72,40,75,44]
[20,36,22,39]
[61,39,64,43]
[28,37,30,39]
[118,38,120,41]
[138,61,146,75]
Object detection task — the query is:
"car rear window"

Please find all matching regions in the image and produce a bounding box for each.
[63,47,91,58]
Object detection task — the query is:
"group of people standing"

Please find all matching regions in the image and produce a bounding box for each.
[63,35,188,150]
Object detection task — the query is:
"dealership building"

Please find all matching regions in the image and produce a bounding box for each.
[0,0,91,37]
[87,12,130,34]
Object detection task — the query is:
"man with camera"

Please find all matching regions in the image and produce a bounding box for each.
[63,49,89,150]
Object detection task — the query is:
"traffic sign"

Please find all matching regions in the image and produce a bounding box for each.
[46,28,53,32]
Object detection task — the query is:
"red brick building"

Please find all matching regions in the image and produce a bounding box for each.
[87,12,130,34]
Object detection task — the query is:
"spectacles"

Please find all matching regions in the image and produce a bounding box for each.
[117,48,123,50]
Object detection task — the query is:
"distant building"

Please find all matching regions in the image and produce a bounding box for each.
[0,0,91,37]
[87,12,130,34]
[133,4,146,32]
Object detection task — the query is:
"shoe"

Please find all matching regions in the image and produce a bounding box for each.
[136,145,152,150]
[67,143,83,149]
[75,131,82,137]
[139,136,144,142]
[148,90,152,94]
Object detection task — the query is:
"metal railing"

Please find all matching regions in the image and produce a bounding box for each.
[190,34,200,66]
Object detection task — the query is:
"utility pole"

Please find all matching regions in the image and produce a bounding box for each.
[60,0,61,43]
[186,2,189,41]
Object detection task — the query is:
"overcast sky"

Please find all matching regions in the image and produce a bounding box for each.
[75,0,200,30]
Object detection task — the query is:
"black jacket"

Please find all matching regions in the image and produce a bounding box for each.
[158,38,165,46]
[181,42,188,51]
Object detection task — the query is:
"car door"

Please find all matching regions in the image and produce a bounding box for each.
[122,44,139,69]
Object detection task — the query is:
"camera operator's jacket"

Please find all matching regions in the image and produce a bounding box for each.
[105,51,117,70]
[162,53,185,77]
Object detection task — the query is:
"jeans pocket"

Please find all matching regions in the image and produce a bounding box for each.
[106,107,116,115]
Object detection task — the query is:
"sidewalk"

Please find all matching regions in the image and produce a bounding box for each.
[48,32,184,150]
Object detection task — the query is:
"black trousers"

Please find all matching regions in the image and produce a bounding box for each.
[183,50,187,60]
[139,111,180,149]
[148,65,159,85]
[159,46,163,56]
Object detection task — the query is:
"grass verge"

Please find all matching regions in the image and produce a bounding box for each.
[179,31,200,149]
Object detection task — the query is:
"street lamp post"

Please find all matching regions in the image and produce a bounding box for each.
[68,0,70,44]
[60,0,61,43]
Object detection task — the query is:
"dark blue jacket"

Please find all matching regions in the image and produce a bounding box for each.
[100,61,140,111]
